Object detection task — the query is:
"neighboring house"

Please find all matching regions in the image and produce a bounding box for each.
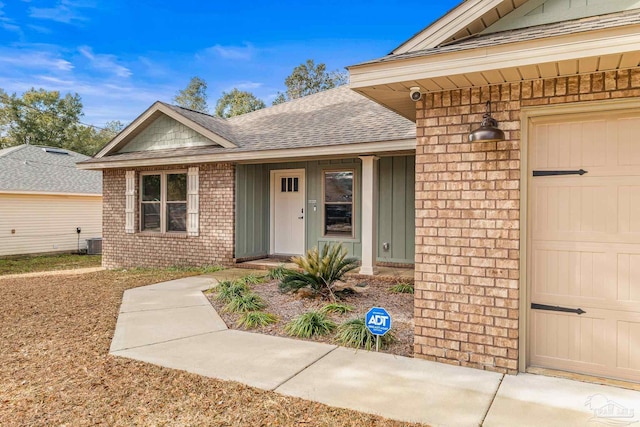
[77,87,417,274]
[0,144,102,256]
[348,1,640,382]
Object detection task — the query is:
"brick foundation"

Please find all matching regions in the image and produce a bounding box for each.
[413,69,640,374]
[102,163,235,269]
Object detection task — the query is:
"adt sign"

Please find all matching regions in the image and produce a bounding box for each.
[365,307,392,336]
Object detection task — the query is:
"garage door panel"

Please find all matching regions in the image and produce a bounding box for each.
[618,253,640,303]
[619,117,640,166]
[529,110,640,382]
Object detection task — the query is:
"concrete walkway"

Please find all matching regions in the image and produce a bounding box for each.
[110,275,640,426]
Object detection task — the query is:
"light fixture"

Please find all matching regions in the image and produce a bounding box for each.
[469,101,505,142]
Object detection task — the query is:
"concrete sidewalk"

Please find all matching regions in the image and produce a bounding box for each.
[110,275,640,426]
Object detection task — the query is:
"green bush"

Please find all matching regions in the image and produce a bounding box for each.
[389,282,414,294]
[320,303,354,315]
[236,311,278,329]
[284,311,336,338]
[224,293,266,313]
[279,243,359,301]
[240,273,266,285]
[216,280,249,303]
[335,317,395,351]
[265,264,291,281]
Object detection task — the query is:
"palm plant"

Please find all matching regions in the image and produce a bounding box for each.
[278,243,359,301]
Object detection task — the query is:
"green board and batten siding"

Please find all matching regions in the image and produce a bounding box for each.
[235,155,415,264]
[377,155,415,264]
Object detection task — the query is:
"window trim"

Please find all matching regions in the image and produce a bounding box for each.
[321,168,356,239]
[139,170,188,234]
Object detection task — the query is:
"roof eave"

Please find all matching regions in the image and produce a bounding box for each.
[77,138,417,170]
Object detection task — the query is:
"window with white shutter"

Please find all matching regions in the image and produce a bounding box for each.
[125,170,135,233]
[187,167,199,236]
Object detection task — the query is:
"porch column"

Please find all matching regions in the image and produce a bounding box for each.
[359,155,378,275]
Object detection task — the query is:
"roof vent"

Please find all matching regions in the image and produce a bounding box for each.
[42,147,69,155]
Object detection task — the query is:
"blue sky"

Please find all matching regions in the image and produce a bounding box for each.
[0,1,460,127]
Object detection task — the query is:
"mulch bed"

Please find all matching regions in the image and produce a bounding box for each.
[207,277,415,357]
[0,270,424,426]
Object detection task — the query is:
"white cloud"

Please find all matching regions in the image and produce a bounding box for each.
[0,50,73,71]
[204,42,256,60]
[29,0,94,24]
[0,1,24,36]
[234,81,263,90]
[79,46,131,78]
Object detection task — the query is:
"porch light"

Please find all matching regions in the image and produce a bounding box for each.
[469,101,505,142]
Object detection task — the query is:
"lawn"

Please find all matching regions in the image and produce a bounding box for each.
[0,268,422,426]
[0,253,102,275]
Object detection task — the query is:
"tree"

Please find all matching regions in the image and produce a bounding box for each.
[173,76,208,113]
[0,88,83,148]
[273,59,348,105]
[214,88,266,118]
[0,88,125,156]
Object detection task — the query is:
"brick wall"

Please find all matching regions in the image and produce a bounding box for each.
[102,163,235,269]
[414,69,640,374]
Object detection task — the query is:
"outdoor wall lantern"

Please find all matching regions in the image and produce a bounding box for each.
[469,101,505,142]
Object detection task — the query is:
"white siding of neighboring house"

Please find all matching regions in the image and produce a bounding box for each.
[0,193,102,256]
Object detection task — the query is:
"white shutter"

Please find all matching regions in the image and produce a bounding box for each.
[187,167,199,236]
[125,170,136,234]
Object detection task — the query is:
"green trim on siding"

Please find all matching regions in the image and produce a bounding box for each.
[377,155,415,264]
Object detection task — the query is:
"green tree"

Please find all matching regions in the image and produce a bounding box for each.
[273,59,348,105]
[214,88,265,118]
[0,88,83,148]
[173,76,208,113]
[0,88,125,156]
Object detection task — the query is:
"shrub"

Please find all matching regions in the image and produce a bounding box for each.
[335,317,395,351]
[240,273,266,285]
[320,303,354,315]
[224,293,266,313]
[265,264,291,281]
[236,311,278,329]
[390,282,414,294]
[279,243,359,301]
[284,311,336,338]
[216,280,249,303]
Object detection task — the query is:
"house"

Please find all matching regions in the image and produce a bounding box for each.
[348,0,640,382]
[77,87,417,274]
[0,144,102,256]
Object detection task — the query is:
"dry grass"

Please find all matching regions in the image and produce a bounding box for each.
[0,269,424,426]
[0,253,102,275]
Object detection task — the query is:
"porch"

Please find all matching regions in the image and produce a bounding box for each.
[235,257,415,281]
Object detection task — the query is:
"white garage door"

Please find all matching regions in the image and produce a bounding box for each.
[528,109,640,383]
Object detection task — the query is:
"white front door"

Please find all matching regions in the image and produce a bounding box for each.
[272,170,305,255]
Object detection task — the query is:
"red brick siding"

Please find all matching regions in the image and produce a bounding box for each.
[414,69,640,374]
[102,163,235,269]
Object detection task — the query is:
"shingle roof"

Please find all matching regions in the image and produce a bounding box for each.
[356,8,640,66]
[0,145,102,194]
[84,86,416,164]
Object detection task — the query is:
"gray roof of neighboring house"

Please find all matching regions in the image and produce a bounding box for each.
[356,8,640,66]
[0,145,102,194]
[84,86,416,164]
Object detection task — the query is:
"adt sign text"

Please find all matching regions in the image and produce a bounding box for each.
[365,307,392,336]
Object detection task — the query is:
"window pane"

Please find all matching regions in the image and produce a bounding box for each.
[142,203,161,231]
[281,177,286,192]
[287,177,292,192]
[167,173,187,201]
[142,175,161,201]
[325,171,353,203]
[294,177,299,192]
[167,203,187,232]
[325,204,352,236]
